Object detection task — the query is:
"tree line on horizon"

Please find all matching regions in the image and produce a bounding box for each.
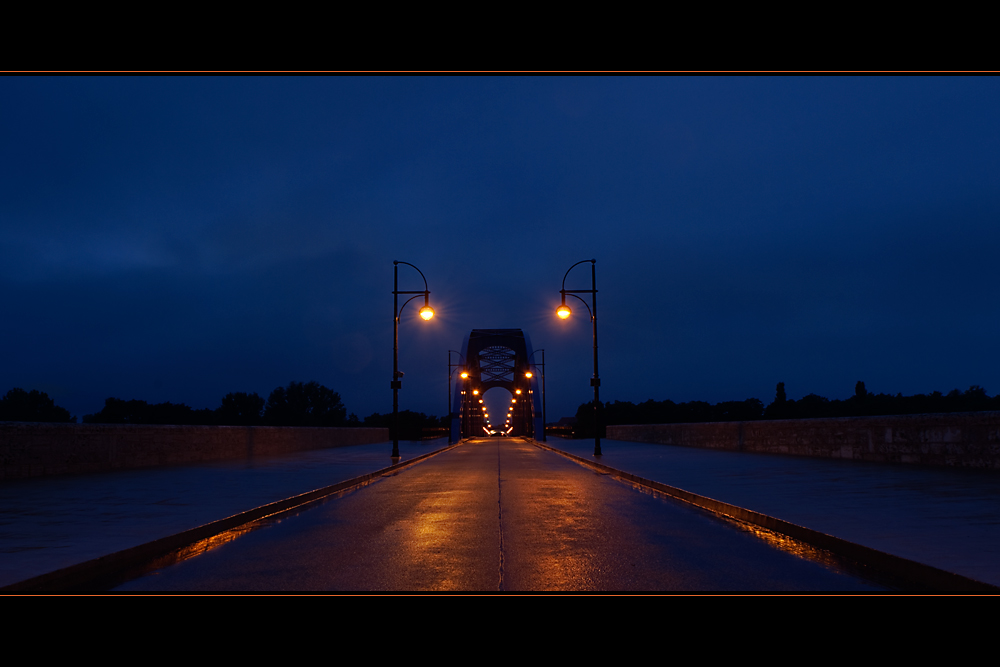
[7,380,1000,441]
[0,381,448,440]
[571,381,1000,438]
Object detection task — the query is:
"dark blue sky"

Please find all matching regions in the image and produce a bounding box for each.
[3,76,999,423]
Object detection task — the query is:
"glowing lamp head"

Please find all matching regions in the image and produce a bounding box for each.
[419,305,434,321]
[525,371,533,379]
[460,371,469,379]
[515,389,522,395]
[556,304,571,319]
[473,390,479,395]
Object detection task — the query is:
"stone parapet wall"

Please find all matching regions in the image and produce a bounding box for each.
[607,412,1000,469]
[0,423,390,480]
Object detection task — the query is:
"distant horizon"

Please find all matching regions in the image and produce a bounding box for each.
[5,379,999,426]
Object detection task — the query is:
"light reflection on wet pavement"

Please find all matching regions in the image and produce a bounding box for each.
[0,439,448,588]
[546,438,1000,587]
[114,438,882,591]
[3,434,998,590]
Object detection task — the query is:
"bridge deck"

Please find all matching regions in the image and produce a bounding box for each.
[112,438,880,591]
[2,437,997,591]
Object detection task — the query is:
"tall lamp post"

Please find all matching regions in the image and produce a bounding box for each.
[527,349,545,441]
[448,350,469,441]
[393,260,433,459]
[557,259,601,456]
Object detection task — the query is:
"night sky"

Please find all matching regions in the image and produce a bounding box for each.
[3,76,999,424]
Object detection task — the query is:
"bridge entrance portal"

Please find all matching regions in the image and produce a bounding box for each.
[450,329,544,443]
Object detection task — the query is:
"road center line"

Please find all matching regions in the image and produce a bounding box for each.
[497,438,505,592]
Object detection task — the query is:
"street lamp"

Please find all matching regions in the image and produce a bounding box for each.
[393,260,433,459]
[527,350,545,441]
[448,350,470,442]
[557,259,601,456]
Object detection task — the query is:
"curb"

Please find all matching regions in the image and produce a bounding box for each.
[530,440,999,592]
[2,442,463,592]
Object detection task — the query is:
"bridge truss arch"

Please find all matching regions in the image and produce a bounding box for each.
[450,329,544,442]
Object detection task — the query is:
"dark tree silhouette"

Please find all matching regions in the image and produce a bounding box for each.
[84,398,147,424]
[585,396,765,436]
[573,380,1000,435]
[797,393,831,417]
[82,398,214,425]
[215,392,265,425]
[264,381,346,426]
[362,410,440,440]
[763,382,789,419]
[572,400,605,439]
[0,388,75,423]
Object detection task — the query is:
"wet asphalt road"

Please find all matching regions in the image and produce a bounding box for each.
[114,438,884,591]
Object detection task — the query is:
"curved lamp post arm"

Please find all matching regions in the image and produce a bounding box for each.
[557,259,601,456]
[396,294,425,323]
[395,260,429,291]
[392,261,432,460]
[394,294,425,381]
[395,260,431,310]
[564,293,594,320]
[561,259,595,292]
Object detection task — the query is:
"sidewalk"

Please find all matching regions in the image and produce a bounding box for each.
[0,439,449,589]
[545,437,1000,587]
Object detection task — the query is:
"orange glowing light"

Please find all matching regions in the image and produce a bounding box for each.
[419,305,434,320]
[556,305,571,319]
[460,371,469,379]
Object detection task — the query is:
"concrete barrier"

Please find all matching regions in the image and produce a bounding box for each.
[607,411,1000,470]
[0,422,390,480]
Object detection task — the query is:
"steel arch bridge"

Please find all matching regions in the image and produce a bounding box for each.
[450,329,544,443]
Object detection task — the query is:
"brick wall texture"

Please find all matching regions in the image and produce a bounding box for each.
[607,412,1000,470]
[0,423,390,480]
